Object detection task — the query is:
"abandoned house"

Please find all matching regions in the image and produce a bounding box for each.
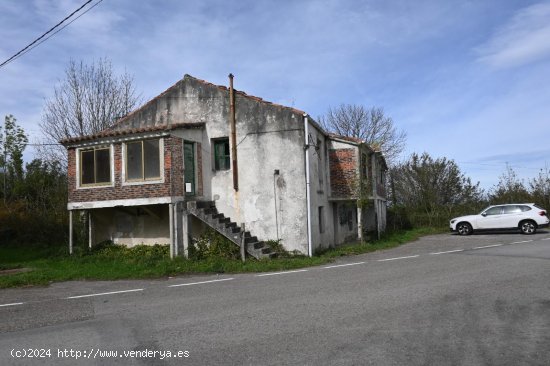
[61,74,387,258]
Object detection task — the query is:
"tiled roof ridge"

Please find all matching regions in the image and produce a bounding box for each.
[185,74,306,115]
[328,133,366,144]
[60,122,205,145]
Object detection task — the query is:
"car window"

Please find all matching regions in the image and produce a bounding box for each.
[484,206,502,216]
[503,205,522,214]
[519,205,532,212]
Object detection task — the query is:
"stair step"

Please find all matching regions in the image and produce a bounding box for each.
[218,218,230,225]
[248,241,264,250]
[261,247,273,254]
[245,236,258,244]
[187,201,275,260]
[196,201,215,209]
[204,208,218,215]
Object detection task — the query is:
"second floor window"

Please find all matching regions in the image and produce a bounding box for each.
[214,138,230,171]
[81,147,111,186]
[126,139,161,181]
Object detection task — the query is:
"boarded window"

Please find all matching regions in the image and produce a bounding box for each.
[214,139,230,171]
[126,139,161,181]
[80,147,111,185]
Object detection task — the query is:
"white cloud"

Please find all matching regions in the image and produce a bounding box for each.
[477,2,550,69]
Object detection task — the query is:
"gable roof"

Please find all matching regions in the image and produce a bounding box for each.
[109,74,306,131]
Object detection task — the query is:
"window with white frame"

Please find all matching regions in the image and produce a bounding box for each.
[80,146,111,186]
[125,139,161,181]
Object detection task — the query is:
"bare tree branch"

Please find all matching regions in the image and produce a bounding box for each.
[319,104,406,166]
[38,58,141,165]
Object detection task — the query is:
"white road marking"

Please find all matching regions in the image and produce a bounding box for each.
[377,255,419,262]
[168,278,234,287]
[429,249,464,255]
[256,269,309,277]
[66,288,144,299]
[0,302,24,307]
[541,238,550,241]
[323,262,365,269]
[510,240,533,244]
[473,244,503,249]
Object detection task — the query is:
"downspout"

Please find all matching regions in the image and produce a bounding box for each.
[229,74,239,191]
[304,114,313,257]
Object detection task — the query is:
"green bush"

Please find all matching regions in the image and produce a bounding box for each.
[189,229,240,260]
[264,239,304,258]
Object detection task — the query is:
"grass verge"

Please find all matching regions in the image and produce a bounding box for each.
[0,227,444,288]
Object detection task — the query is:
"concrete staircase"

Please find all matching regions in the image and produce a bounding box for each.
[186,201,276,260]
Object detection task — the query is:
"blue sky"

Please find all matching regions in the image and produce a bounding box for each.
[1,0,549,190]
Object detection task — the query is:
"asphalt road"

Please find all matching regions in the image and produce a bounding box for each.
[1,232,550,365]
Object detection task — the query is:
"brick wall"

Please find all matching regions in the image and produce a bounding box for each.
[329,148,358,198]
[169,137,184,197]
[68,136,184,203]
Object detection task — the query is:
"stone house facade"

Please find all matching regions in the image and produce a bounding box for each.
[61,74,387,257]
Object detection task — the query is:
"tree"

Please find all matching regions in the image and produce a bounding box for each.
[39,58,141,163]
[529,166,550,208]
[319,104,406,165]
[390,152,484,226]
[21,159,67,216]
[490,164,530,204]
[1,115,28,202]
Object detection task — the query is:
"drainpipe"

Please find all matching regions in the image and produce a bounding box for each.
[304,115,313,257]
[229,74,239,191]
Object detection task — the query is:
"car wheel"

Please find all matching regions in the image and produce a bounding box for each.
[457,222,472,236]
[520,220,537,235]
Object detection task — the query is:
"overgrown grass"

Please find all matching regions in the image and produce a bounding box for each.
[0,227,444,288]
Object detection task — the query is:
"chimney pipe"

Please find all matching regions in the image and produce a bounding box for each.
[229,73,239,191]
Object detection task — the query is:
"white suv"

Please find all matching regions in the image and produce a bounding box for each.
[450,203,549,235]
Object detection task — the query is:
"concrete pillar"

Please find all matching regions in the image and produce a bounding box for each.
[182,212,190,258]
[169,203,174,259]
[69,210,73,255]
[357,205,363,243]
[88,211,93,250]
[377,200,382,240]
[173,203,179,257]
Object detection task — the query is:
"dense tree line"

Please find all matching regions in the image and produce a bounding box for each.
[388,153,550,229]
[0,115,67,244]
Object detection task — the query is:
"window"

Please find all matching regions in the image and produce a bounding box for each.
[214,139,230,171]
[319,206,325,233]
[80,147,111,185]
[484,206,502,216]
[503,205,522,214]
[361,154,368,178]
[126,139,161,181]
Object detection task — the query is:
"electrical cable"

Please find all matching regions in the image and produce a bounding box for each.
[0,0,102,69]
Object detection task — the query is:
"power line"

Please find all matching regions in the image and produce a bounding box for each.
[0,0,102,69]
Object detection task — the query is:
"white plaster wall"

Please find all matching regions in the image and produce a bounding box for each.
[332,202,359,245]
[92,205,170,246]
[305,124,336,252]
